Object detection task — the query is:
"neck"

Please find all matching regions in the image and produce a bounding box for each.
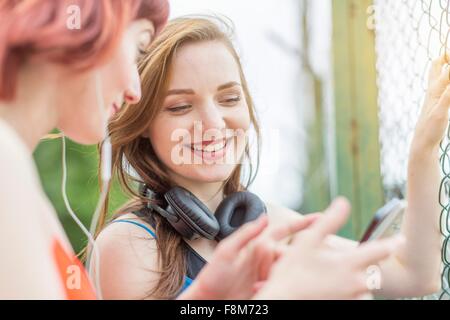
[170,174,225,213]
[0,63,58,152]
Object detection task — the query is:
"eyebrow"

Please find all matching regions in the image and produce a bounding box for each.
[166,82,242,97]
[166,88,195,96]
[217,81,241,91]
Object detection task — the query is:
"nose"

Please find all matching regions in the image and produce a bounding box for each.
[198,100,226,132]
[124,68,142,104]
[124,89,141,104]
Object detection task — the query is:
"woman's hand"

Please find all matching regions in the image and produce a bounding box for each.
[412,55,450,154]
[254,198,405,300]
[180,198,405,300]
[178,213,319,300]
[376,55,447,298]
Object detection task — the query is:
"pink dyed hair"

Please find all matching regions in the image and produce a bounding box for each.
[0,0,169,101]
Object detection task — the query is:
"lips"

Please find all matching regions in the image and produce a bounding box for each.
[187,138,232,161]
[191,139,227,152]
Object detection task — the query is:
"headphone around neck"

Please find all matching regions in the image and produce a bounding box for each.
[140,185,267,241]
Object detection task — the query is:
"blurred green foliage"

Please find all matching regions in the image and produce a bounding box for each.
[33,137,128,253]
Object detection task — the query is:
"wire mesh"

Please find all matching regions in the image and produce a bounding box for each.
[374,0,450,299]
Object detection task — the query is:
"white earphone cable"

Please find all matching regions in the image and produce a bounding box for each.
[61,72,111,300]
[61,135,104,300]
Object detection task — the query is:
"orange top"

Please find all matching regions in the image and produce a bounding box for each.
[52,239,96,300]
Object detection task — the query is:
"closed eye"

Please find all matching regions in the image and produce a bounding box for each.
[137,48,148,61]
[220,96,242,105]
[166,105,192,113]
[136,28,153,61]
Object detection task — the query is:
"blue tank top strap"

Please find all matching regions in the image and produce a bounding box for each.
[112,218,195,295]
[179,276,194,296]
[112,219,157,238]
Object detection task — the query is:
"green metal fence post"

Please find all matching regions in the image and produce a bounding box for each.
[332,0,384,239]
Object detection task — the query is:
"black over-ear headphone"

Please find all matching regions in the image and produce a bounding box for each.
[140,185,267,241]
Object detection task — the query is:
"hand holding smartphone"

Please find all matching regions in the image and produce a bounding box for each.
[360,199,406,243]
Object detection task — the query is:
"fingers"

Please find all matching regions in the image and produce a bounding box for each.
[428,55,450,98]
[258,243,291,280]
[252,281,266,295]
[266,214,321,242]
[351,273,375,300]
[295,197,351,244]
[434,84,450,114]
[356,292,374,300]
[429,54,449,83]
[350,236,406,268]
[429,55,445,82]
[217,215,269,255]
[274,244,288,260]
[252,214,318,281]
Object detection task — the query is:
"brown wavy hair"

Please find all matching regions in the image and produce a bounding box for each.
[97,16,261,299]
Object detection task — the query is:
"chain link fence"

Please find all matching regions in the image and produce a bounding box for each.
[374,0,449,299]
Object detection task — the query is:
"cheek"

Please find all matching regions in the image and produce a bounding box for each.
[55,75,107,144]
[240,110,251,131]
[229,103,251,128]
[149,116,184,164]
[101,58,130,100]
[101,41,137,102]
[148,107,253,182]
[228,105,252,158]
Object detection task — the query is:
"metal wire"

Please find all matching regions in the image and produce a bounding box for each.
[374,0,450,299]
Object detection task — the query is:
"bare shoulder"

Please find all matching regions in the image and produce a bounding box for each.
[0,123,64,298]
[96,214,158,260]
[0,121,36,181]
[0,122,44,210]
[95,214,161,299]
[0,123,49,231]
[98,213,157,242]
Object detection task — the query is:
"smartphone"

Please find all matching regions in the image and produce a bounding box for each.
[359,198,406,243]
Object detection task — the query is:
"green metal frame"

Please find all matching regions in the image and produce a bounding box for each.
[302,0,384,239]
[332,0,384,239]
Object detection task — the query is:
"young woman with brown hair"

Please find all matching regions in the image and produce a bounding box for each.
[93,16,443,300]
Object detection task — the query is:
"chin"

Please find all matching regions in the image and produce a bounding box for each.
[63,125,106,145]
[58,109,109,145]
[178,164,237,184]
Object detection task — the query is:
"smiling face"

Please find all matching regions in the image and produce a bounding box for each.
[147,40,251,186]
[56,19,155,144]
